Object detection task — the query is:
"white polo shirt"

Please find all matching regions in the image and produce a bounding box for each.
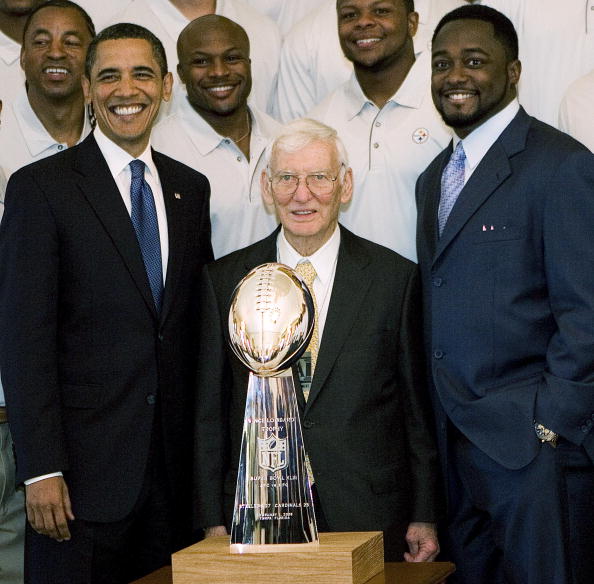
[484,0,594,127]
[0,86,92,179]
[0,29,24,106]
[308,51,450,262]
[559,70,594,153]
[152,100,280,258]
[242,0,321,37]
[112,0,281,117]
[274,0,467,122]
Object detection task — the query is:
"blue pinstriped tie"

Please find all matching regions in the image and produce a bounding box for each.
[438,141,466,236]
[129,159,163,312]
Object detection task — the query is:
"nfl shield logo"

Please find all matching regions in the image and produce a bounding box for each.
[258,434,287,472]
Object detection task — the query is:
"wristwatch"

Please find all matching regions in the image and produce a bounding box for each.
[534,422,559,447]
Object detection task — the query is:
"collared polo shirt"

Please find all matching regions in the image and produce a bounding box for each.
[309,51,450,262]
[152,100,280,258]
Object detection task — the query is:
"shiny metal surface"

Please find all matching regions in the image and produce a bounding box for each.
[228,263,315,376]
[228,263,319,549]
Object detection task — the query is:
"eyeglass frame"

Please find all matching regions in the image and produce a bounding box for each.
[267,163,346,197]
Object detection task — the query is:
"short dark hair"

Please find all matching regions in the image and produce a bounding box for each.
[22,0,96,42]
[336,0,415,14]
[432,4,518,61]
[85,22,168,79]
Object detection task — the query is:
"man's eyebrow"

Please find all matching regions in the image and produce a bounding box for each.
[432,47,490,58]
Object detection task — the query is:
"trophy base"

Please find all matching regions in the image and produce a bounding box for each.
[172,532,383,584]
[229,541,320,554]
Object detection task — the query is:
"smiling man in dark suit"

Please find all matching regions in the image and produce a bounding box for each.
[0,22,213,583]
[194,117,440,562]
[415,5,594,583]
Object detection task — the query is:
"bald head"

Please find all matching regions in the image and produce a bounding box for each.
[177,14,249,64]
[176,13,252,119]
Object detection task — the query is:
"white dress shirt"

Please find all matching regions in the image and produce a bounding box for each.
[276,225,341,343]
[453,99,521,185]
[0,86,92,179]
[94,126,169,278]
[153,101,279,258]
[111,0,281,116]
[309,51,451,262]
[0,29,24,106]
[559,70,594,153]
[274,0,467,122]
[484,0,594,127]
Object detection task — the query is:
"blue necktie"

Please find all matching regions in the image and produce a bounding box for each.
[438,141,466,236]
[129,159,163,312]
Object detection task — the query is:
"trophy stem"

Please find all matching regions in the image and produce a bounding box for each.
[231,370,319,550]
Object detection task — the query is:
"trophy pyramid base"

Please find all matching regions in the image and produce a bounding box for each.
[172,532,384,584]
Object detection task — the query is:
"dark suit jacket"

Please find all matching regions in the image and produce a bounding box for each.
[194,226,439,558]
[416,107,594,470]
[0,134,213,532]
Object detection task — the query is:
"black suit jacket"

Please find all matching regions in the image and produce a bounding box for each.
[194,226,439,558]
[0,134,213,530]
[416,107,594,469]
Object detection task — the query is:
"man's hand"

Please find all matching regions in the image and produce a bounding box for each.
[404,521,439,562]
[204,525,228,538]
[26,476,74,541]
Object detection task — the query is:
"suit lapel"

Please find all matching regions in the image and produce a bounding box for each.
[73,136,158,318]
[154,151,189,325]
[305,228,372,411]
[419,146,451,261]
[433,108,530,265]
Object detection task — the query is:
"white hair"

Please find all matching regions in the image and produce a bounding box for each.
[264,118,349,174]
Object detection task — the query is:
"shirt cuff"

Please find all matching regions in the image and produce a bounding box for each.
[24,472,63,485]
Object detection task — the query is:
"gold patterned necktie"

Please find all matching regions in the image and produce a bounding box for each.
[295,260,320,380]
[295,260,319,486]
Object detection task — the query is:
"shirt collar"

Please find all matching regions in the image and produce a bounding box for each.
[93,124,157,180]
[277,224,341,287]
[13,85,92,158]
[454,99,520,172]
[343,49,430,119]
[0,29,20,66]
[177,96,262,157]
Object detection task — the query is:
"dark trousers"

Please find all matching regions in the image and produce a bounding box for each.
[25,428,176,584]
[443,424,594,584]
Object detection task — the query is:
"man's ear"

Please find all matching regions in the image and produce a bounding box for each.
[508,59,522,88]
[82,76,92,105]
[261,169,274,206]
[340,167,353,205]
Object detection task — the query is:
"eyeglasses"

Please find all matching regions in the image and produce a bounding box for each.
[269,165,344,197]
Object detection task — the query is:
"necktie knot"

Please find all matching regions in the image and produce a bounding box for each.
[295,260,317,289]
[130,159,146,180]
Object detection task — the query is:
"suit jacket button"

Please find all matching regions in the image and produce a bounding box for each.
[303,420,313,429]
[433,277,443,287]
[581,424,589,433]
[146,394,156,405]
[158,334,164,342]
[433,350,444,359]
[586,419,593,429]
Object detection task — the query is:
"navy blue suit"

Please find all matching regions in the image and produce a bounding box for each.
[416,108,594,583]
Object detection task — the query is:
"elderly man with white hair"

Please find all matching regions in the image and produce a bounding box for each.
[193,118,441,562]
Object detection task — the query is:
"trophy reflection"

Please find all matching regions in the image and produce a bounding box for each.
[227,263,319,551]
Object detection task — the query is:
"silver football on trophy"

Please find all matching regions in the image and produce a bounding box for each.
[228,263,315,376]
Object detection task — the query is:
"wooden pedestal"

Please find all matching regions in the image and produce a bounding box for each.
[172,532,384,584]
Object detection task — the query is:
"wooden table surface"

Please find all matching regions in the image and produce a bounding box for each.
[132,561,455,584]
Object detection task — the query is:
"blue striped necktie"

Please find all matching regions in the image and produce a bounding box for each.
[129,159,163,312]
